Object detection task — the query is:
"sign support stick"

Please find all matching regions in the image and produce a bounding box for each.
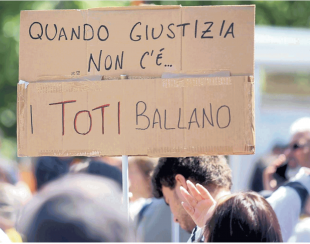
[121,74,130,222]
[122,155,130,222]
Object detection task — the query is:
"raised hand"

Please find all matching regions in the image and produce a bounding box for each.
[263,154,286,191]
[180,180,216,228]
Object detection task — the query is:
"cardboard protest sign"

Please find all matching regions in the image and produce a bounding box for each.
[18,5,255,157]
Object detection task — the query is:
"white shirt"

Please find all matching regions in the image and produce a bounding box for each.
[0,229,11,243]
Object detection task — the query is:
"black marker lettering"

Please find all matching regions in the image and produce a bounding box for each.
[88,50,102,72]
[152,24,163,39]
[188,108,200,129]
[178,108,186,129]
[202,103,214,128]
[216,105,231,128]
[105,55,112,70]
[201,22,213,39]
[98,25,109,41]
[167,23,175,39]
[58,27,67,40]
[29,22,43,40]
[152,109,162,129]
[130,22,142,41]
[71,26,80,40]
[219,20,225,36]
[224,23,234,38]
[83,24,94,41]
[30,105,33,134]
[45,24,57,41]
[176,23,190,37]
[136,101,150,130]
[115,51,124,70]
[140,51,149,69]
[156,48,164,66]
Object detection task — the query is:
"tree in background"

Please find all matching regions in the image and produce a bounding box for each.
[150,1,310,27]
[0,1,309,159]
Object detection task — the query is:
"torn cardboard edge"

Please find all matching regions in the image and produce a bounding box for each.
[18,70,233,85]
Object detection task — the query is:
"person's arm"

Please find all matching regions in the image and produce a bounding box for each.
[267,167,310,242]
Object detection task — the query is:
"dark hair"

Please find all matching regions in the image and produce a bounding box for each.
[204,192,283,242]
[70,161,122,189]
[23,174,134,242]
[151,156,232,198]
[35,157,71,190]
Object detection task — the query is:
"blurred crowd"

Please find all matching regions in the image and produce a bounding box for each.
[0,117,310,242]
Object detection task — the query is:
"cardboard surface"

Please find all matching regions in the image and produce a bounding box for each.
[19,5,255,81]
[17,76,254,157]
[18,5,255,157]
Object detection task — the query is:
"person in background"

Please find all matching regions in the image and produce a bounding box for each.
[263,147,300,193]
[132,157,190,242]
[0,183,23,242]
[0,162,18,185]
[0,159,32,205]
[128,157,155,223]
[268,117,310,241]
[35,157,72,190]
[250,143,287,193]
[16,174,134,242]
[91,156,123,170]
[180,181,283,242]
[69,160,122,189]
[129,157,155,202]
[151,156,232,241]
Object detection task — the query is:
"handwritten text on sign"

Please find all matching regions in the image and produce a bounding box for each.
[28,20,235,72]
[30,100,231,136]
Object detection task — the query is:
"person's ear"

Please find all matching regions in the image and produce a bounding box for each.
[175,174,188,190]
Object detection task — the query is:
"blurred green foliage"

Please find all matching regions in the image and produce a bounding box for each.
[0,1,309,159]
[151,1,310,27]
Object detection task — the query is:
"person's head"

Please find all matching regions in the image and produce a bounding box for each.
[151,156,232,233]
[18,174,134,242]
[69,160,122,189]
[285,117,310,168]
[0,160,19,185]
[128,157,156,201]
[35,157,71,190]
[204,191,282,242]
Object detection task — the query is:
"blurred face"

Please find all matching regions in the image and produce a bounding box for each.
[128,163,150,200]
[285,132,310,168]
[162,185,195,233]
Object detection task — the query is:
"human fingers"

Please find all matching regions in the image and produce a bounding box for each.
[180,186,197,207]
[181,201,195,216]
[196,183,216,204]
[274,154,286,167]
[187,180,203,202]
[264,165,276,175]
